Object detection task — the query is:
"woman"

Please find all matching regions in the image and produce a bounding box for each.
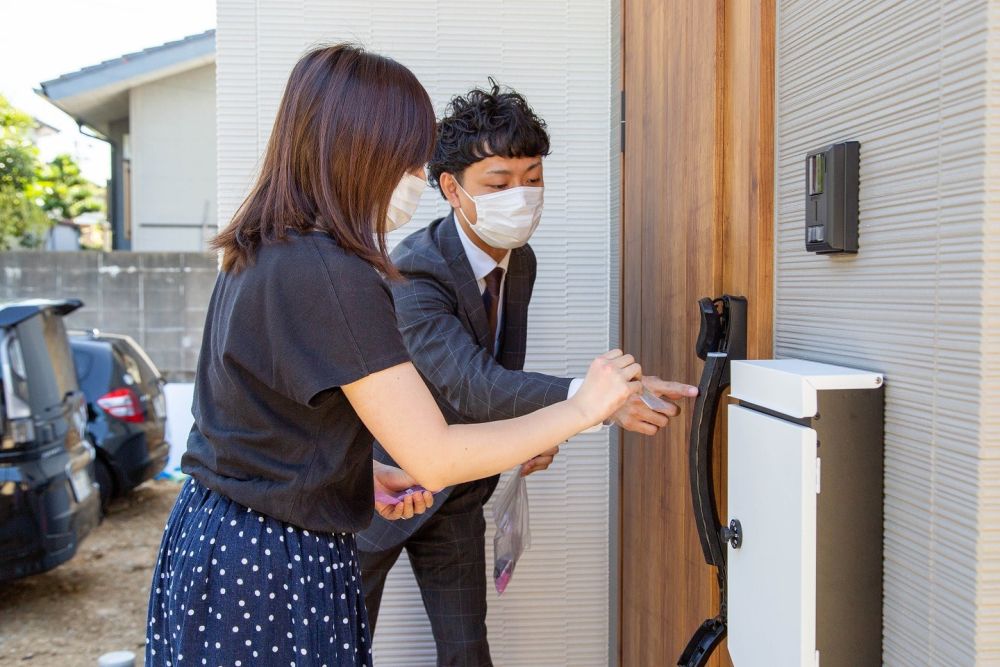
[146,44,640,667]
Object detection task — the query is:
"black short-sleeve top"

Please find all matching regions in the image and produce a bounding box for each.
[181,231,410,533]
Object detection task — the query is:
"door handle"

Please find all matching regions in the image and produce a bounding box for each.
[677,295,747,667]
[689,350,729,571]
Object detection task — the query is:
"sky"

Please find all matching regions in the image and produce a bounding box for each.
[0,0,217,183]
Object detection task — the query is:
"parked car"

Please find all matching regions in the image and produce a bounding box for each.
[0,299,100,582]
[69,330,168,509]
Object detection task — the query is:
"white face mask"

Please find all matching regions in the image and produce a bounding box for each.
[385,173,427,232]
[455,182,544,249]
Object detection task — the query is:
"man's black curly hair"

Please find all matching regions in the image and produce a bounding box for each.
[428,79,550,199]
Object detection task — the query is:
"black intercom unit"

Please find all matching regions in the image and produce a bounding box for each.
[805,141,860,254]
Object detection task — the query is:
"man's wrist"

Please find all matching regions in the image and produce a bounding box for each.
[567,378,611,432]
[567,377,585,399]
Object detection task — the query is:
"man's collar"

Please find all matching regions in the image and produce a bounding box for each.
[453,212,510,279]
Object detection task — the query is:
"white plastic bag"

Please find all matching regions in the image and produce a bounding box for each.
[493,469,531,595]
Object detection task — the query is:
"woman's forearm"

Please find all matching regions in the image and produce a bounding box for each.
[419,399,594,490]
[344,361,611,491]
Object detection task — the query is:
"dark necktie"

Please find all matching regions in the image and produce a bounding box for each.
[483,266,505,355]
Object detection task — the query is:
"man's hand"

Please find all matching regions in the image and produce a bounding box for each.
[373,461,435,521]
[612,375,699,436]
[519,445,560,477]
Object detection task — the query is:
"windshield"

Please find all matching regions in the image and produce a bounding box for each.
[10,312,79,412]
[42,313,77,399]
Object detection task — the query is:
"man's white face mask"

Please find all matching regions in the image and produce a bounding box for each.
[455,181,544,249]
[385,172,427,232]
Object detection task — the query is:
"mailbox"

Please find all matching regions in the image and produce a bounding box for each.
[727,359,884,667]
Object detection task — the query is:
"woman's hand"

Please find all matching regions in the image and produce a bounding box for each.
[373,461,435,521]
[569,349,643,426]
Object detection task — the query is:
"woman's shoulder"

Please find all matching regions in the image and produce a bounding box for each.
[251,231,387,297]
[255,231,376,273]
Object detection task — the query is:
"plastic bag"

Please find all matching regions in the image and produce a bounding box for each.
[493,469,531,595]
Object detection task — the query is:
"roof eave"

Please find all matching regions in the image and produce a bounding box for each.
[37,30,215,134]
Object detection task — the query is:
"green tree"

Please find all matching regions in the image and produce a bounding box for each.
[0,96,106,249]
[0,95,40,190]
[0,94,50,249]
[31,153,104,221]
[0,189,50,248]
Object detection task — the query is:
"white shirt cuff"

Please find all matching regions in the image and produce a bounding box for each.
[567,378,606,433]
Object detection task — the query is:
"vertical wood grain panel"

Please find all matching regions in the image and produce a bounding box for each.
[621,2,724,665]
[723,0,775,361]
[620,1,774,665]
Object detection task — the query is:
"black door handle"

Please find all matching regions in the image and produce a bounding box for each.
[689,351,729,572]
[677,295,747,667]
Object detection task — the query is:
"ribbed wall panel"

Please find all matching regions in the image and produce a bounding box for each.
[607,1,622,665]
[776,1,992,665]
[215,2,613,665]
[981,1,1000,662]
[215,0,259,234]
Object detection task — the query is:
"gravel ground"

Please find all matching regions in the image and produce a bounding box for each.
[0,479,182,667]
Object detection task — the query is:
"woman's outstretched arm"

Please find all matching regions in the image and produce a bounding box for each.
[344,350,641,491]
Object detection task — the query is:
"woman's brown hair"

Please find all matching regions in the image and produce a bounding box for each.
[213,44,435,276]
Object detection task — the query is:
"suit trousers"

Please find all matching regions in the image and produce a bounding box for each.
[360,480,493,667]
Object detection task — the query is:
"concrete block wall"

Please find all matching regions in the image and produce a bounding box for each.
[0,252,216,378]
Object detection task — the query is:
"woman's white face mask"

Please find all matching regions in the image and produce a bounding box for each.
[455,182,544,249]
[385,172,427,232]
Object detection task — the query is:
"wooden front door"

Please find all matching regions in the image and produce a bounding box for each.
[619,2,775,665]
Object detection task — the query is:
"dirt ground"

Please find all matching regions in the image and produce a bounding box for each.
[0,479,182,667]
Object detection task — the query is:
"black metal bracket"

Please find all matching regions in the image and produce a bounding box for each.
[677,295,747,667]
[720,519,743,550]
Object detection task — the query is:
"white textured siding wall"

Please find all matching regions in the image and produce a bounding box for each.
[130,64,217,251]
[607,2,622,666]
[215,2,614,665]
[776,1,996,664]
[982,2,1000,661]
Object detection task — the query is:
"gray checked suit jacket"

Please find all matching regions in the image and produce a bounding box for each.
[356,213,573,552]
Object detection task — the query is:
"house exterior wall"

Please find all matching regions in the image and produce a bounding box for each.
[607,1,622,664]
[215,2,615,665]
[775,1,997,663]
[980,2,1000,660]
[129,64,216,252]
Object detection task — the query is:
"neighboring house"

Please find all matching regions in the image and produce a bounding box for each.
[38,30,216,251]
[26,117,59,143]
[43,220,80,251]
[216,2,1000,667]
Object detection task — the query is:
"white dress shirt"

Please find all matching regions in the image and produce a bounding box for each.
[453,215,586,401]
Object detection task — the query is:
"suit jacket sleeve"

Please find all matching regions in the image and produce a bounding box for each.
[390,263,573,422]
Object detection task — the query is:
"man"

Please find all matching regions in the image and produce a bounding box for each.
[357,82,697,666]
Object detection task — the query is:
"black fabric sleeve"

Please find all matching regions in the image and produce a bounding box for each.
[260,236,410,407]
[389,266,572,421]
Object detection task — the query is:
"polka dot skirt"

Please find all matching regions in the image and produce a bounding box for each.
[146,478,373,666]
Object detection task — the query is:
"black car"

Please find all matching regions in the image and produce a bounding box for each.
[69,330,168,509]
[0,299,101,582]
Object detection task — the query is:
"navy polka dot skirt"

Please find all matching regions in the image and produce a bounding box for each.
[146,478,373,666]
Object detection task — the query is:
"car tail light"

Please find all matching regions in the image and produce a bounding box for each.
[97,388,145,423]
